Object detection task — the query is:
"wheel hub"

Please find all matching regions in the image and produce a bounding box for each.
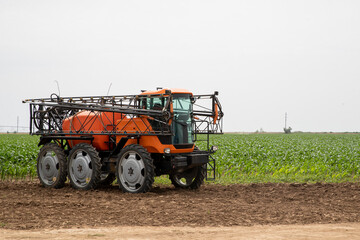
[70,151,92,186]
[128,167,134,176]
[122,159,141,183]
[119,151,145,192]
[40,152,59,181]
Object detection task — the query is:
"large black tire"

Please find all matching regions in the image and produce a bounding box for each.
[36,143,67,189]
[169,164,207,189]
[67,143,101,190]
[116,144,154,193]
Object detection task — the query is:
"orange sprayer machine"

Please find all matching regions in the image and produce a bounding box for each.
[23,88,223,193]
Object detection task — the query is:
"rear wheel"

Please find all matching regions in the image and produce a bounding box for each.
[68,143,101,190]
[170,164,207,189]
[37,143,67,188]
[116,144,154,193]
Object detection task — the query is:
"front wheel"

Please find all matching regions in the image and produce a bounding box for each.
[169,164,207,189]
[116,144,154,193]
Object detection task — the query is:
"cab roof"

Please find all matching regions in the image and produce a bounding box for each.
[139,88,193,96]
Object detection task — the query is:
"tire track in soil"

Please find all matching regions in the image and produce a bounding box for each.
[0,181,359,230]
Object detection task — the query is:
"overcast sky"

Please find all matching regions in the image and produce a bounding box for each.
[1,0,360,132]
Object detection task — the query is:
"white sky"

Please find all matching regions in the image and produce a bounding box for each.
[1,0,360,132]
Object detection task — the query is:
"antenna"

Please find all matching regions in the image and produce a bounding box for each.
[54,80,61,96]
[107,83,112,95]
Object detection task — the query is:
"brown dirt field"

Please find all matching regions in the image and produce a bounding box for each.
[1,181,360,238]
[1,224,360,240]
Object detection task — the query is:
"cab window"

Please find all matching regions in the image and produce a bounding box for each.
[140,97,165,110]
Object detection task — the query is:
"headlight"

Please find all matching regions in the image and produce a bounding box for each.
[164,148,171,154]
[211,145,218,152]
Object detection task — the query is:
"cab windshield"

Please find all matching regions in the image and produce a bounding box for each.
[172,94,193,144]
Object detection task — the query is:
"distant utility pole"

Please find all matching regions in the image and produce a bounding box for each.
[17,116,19,133]
[283,112,292,134]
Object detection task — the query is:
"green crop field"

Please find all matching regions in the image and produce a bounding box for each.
[197,133,360,183]
[1,133,360,183]
[0,134,39,179]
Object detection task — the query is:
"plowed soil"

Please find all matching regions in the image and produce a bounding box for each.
[1,181,360,231]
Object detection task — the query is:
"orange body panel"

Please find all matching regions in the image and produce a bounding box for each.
[116,135,194,154]
[115,118,193,154]
[62,111,124,150]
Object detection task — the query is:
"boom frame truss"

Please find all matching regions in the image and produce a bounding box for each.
[24,91,223,139]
